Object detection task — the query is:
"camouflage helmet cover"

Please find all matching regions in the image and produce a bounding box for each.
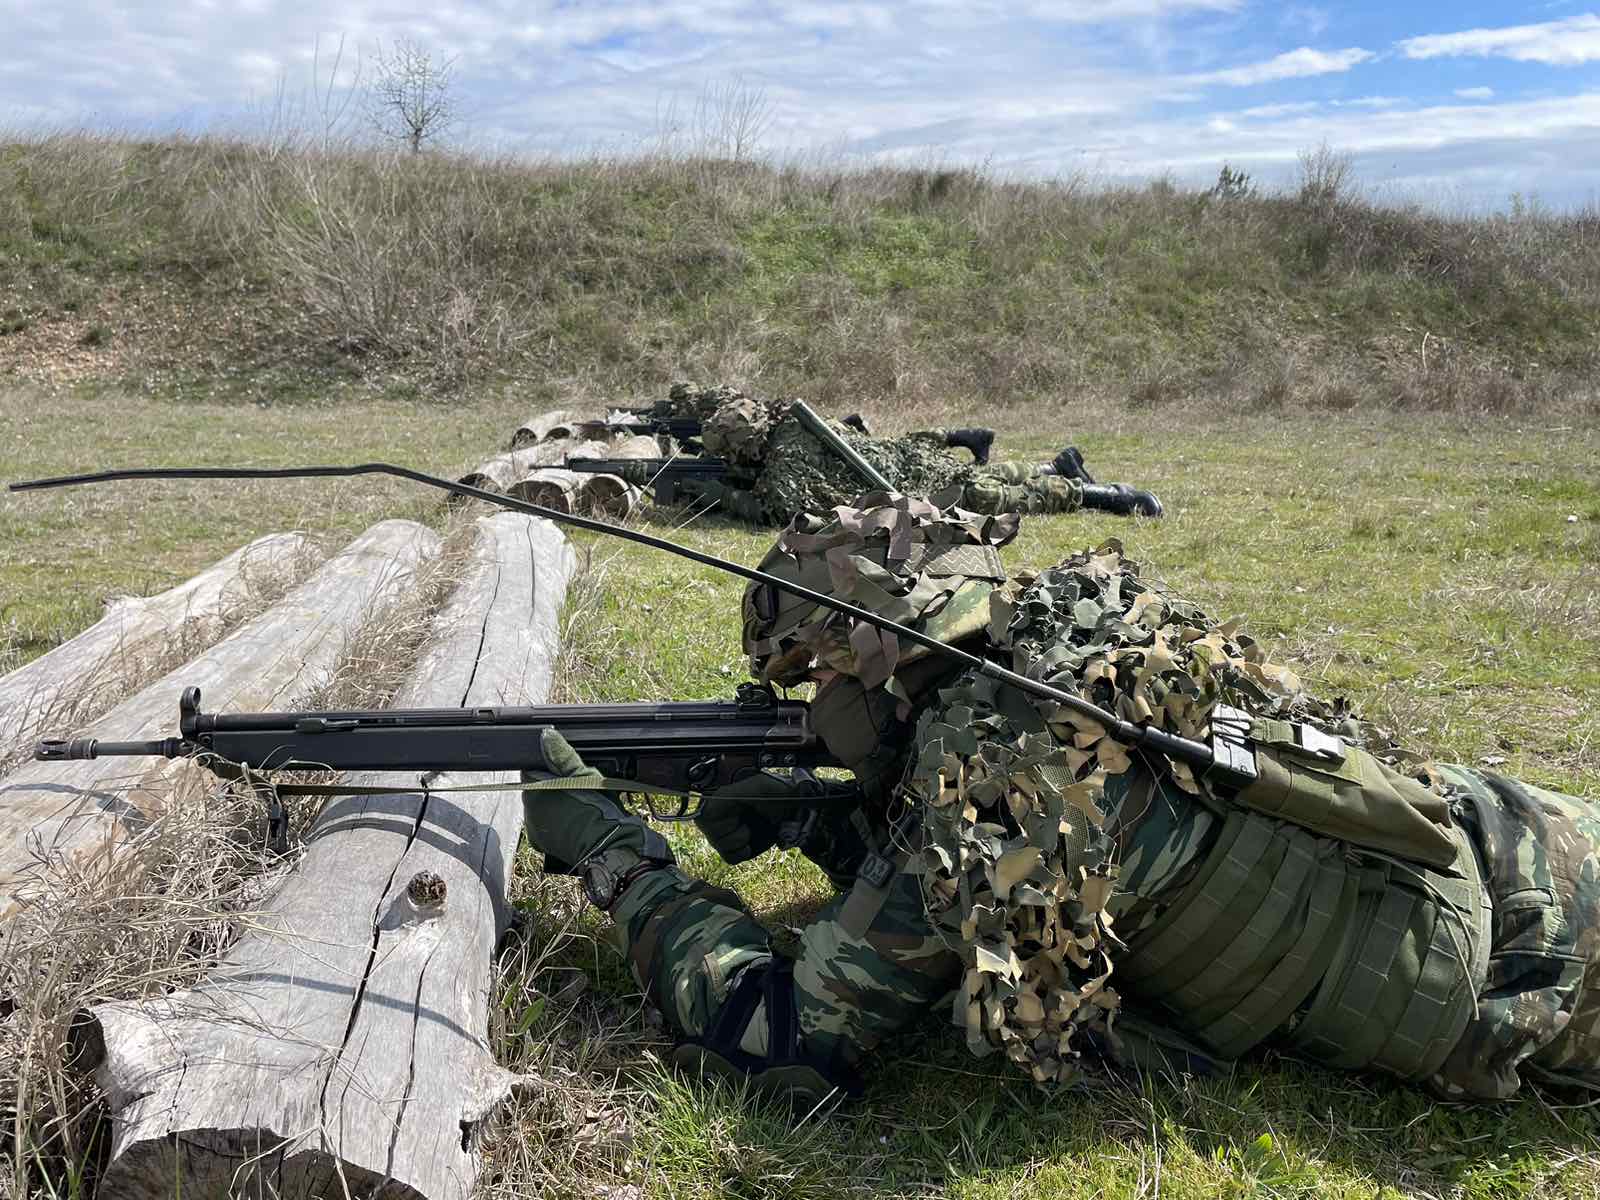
[742,492,1018,690]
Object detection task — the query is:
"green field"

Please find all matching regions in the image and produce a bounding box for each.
[3,386,1598,1199]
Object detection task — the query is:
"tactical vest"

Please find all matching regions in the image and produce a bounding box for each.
[1114,717,1494,1083]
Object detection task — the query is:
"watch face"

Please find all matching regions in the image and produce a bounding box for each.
[581,862,615,909]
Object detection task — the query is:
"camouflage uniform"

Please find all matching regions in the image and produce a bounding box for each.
[525,496,1600,1101]
[663,382,1082,524]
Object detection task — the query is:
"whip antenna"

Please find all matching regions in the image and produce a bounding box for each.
[9,462,1218,771]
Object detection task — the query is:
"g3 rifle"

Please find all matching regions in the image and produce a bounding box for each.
[36,682,851,823]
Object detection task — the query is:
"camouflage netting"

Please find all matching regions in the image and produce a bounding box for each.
[904,538,1388,1084]
[753,421,971,521]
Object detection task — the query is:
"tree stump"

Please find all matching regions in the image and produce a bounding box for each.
[79,512,574,1200]
[0,521,441,916]
[0,533,321,765]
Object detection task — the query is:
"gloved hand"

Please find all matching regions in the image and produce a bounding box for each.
[522,728,671,876]
[694,770,821,864]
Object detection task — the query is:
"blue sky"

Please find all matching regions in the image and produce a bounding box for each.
[4,2,1600,206]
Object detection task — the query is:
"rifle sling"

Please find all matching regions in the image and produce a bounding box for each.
[228,771,848,807]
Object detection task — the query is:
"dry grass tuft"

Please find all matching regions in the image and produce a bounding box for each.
[0,773,285,1197]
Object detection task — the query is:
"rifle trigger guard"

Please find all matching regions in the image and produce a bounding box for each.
[644,790,698,822]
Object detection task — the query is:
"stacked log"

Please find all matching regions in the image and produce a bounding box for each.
[509,433,657,518]
[77,512,574,1200]
[507,467,585,513]
[0,533,321,765]
[455,445,563,496]
[508,408,580,449]
[0,521,442,916]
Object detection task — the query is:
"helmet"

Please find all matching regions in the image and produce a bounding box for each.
[742,493,1017,690]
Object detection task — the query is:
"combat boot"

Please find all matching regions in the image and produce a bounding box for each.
[1050,446,1097,484]
[1081,483,1164,518]
[945,428,996,465]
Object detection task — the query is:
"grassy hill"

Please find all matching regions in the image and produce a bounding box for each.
[3,134,1599,414]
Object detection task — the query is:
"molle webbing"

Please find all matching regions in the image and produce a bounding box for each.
[1287,823,1487,1080]
[1116,812,1352,1058]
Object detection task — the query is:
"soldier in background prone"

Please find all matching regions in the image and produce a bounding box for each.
[598,381,1162,525]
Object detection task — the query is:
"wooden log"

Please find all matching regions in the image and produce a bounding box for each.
[582,475,644,519]
[0,521,442,915]
[508,407,582,450]
[454,445,560,496]
[81,512,574,1200]
[0,533,322,766]
[549,436,606,462]
[606,433,669,460]
[506,467,583,513]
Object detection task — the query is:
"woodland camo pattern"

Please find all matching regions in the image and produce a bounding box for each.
[662,381,1083,523]
[600,512,1600,1099]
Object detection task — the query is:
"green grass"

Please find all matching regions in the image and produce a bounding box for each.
[5,394,1600,1197]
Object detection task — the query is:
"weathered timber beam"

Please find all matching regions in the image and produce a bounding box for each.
[83,512,574,1200]
[0,533,321,765]
[0,521,441,916]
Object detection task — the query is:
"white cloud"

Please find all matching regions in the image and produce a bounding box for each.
[1189,46,1374,86]
[1454,86,1495,100]
[1239,101,1320,119]
[1399,14,1600,66]
[1332,96,1403,109]
[3,1,1600,204]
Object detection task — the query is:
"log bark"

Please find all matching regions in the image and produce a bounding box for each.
[508,408,582,450]
[81,512,573,1200]
[0,533,321,765]
[0,521,441,916]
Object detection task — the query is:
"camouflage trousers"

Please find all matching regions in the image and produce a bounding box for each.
[946,462,1084,516]
[607,762,1600,1098]
[1431,765,1600,1098]
[609,858,960,1075]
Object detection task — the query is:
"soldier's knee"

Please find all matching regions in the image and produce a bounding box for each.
[672,956,862,1107]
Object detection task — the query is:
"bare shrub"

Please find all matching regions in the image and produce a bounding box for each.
[232,150,521,374]
[693,77,774,164]
[366,36,459,154]
[1297,142,1354,208]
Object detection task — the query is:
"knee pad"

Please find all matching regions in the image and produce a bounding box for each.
[672,956,862,1107]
